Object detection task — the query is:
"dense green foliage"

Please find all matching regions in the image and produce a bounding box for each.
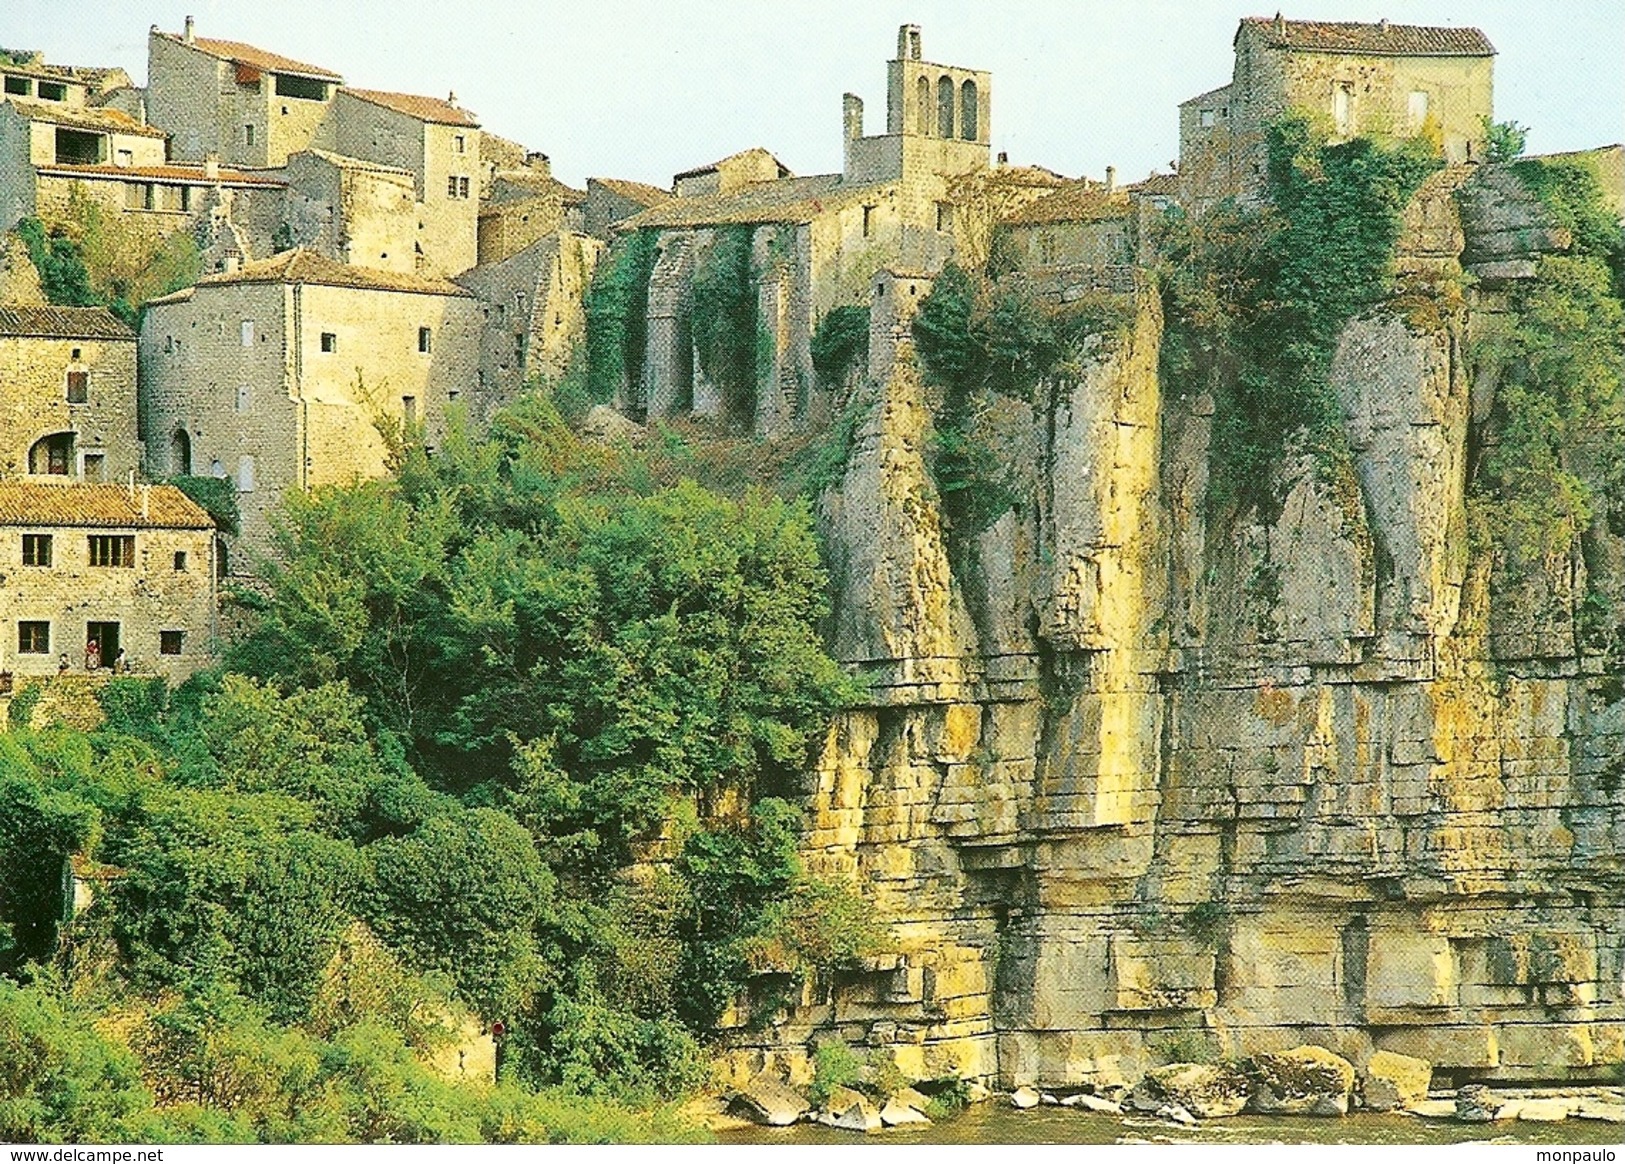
[14,217,96,307]
[165,475,242,535]
[0,395,871,1140]
[810,305,871,388]
[1483,118,1530,164]
[584,230,659,407]
[691,226,760,423]
[1157,115,1442,513]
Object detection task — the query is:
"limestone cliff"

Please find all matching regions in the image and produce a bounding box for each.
[722,162,1625,1092]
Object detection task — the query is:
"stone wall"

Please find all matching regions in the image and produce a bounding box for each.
[0,330,141,481]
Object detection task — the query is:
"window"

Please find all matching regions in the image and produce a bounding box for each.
[244,124,256,147]
[445,175,470,199]
[88,535,135,568]
[937,75,955,138]
[174,550,188,571]
[959,78,978,141]
[18,621,50,655]
[402,395,418,424]
[66,370,88,403]
[38,81,66,102]
[71,348,80,360]
[171,429,191,475]
[115,148,133,168]
[936,202,951,232]
[237,455,255,493]
[3,76,30,97]
[29,433,73,476]
[862,204,874,236]
[274,74,328,101]
[180,185,192,211]
[1038,232,1058,265]
[241,320,254,346]
[320,332,337,352]
[54,127,103,165]
[1199,108,1216,129]
[236,384,250,412]
[83,453,104,483]
[1409,90,1430,129]
[454,134,466,153]
[22,534,52,567]
[142,183,156,211]
[160,630,184,656]
[418,327,433,353]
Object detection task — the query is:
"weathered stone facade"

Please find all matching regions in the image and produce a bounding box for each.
[0,305,141,482]
[0,481,217,682]
[0,99,168,230]
[139,249,480,563]
[1181,17,1495,204]
[716,162,1625,1093]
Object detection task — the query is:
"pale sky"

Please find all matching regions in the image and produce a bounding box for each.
[6,1,1622,188]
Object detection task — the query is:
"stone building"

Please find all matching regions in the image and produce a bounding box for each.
[1,54,131,110]
[140,248,480,562]
[476,164,586,266]
[0,99,168,230]
[0,481,217,683]
[146,18,343,169]
[276,149,418,274]
[1180,16,1495,203]
[0,305,141,482]
[616,25,990,436]
[313,88,481,278]
[583,177,669,241]
[456,231,603,421]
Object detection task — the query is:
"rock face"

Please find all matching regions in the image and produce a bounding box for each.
[1247,1046,1356,1116]
[719,164,1625,1092]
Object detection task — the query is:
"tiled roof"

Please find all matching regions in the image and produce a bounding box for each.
[340,88,479,127]
[0,483,215,530]
[1240,17,1494,57]
[300,148,415,178]
[590,176,672,206]
[674,147,790,182]
[0,305,134,340]
[5,100,167,138]
[1180,83,1233,108]
[1003,180,1132,226]
[185,248,473,298]
[161,32,342,80]
[626,173,885,229]
[490,171,588,205]
[36,163,284,187]
[0,60,127,88]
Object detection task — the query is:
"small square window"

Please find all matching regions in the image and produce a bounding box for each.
[458,176,470,199]
[173,550,188,571]
[22,534,52,567]
[418,327,432,353]
[402,395,418,424]
[18,621,50,654]
[320,332,337,353]
[71,348,81,360]
[1199,108,1216,129]
[66,370,88,403]
[160,630,184,656]
[241,320,254,347]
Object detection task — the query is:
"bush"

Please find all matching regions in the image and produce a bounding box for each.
[810,305,870,388]
[585,230,660,406]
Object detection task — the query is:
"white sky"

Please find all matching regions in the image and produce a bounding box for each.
[6,1,1623,188]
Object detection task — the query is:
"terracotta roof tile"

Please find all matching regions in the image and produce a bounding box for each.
[163,33,342,80]
[1240,17,1494,57]
[1003,180,1132,226]
[5,99,167,138]
[0,483,215,530]
[590,176,672,206]
[188,248,473,298]
[340,88,479,127]
[0,305,134,340]
[36,163,284,187]
[674,147,791,181]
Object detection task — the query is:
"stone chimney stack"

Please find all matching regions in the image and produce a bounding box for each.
[1378,17,1390,32]
[1105,165,1117,194]
[448,91,458,108]
[897,24,922,61]
[843,93,864,141]
[184,15,195,44]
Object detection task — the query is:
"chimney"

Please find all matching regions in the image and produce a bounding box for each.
[140,484,150,521]
[223,251,241,274]
[997,150,1009,167]
[1273,11,1285,36]
[203,152,219,179]
[843,93,864,141]
[1378,18,1390,33]
[184,15,195,44]
[897,24,922,61]
[127,469,136,502]
[1105,165,1117,194]
[447,91,458,108]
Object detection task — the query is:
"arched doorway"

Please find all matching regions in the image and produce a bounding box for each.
[28,432,74,476]
[171,429,192,475]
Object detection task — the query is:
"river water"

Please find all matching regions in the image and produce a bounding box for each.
[718,1103,1625,1146]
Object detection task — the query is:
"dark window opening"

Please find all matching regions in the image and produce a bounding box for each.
[4,77,30,97]
[959,79,978,140]
[86,621,119,665]
[22,534,52,567]
[37,81,66,102]
[66,370,88,403]
[936,202,950,232]
[402,395,418,424]
[170,429,191,475]
[18,621,50,655]
[862,205,874,236]
[320,331,337,352]
[54,127,104,166]
[82,453,105,483]
[180,185,192,211]
[274,74,328,101]
[916,76,931,135]
[244,124,255,148]
[418,327,432,353]
[29,433,74,476]
[173,551,188,571]
[88,535,135,569]
[937,75,955,139]
[160,630,184,656]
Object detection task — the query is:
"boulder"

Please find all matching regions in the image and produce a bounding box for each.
[1010,1086,1042,1110]
[1158,1104,1198,1126]
[1040,1092,1061,1106]
[729,1073,810,1126]
[1407,1099,1457,1118]
[966,1082,993,1104]
[821,1087,883,1133]
[1576,1101,1625,1124]
[1454,1084,1498,1123]
[580,404,647,446]
[1130,1063,1249,1119]
[1247,1046,1355,1117]
[880,1098,931,1127]
[889,1087,933,1114]
[1362,1050,1432,1112]
[1063,1093,1124,1115]
[1517,1098,1570,1123]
